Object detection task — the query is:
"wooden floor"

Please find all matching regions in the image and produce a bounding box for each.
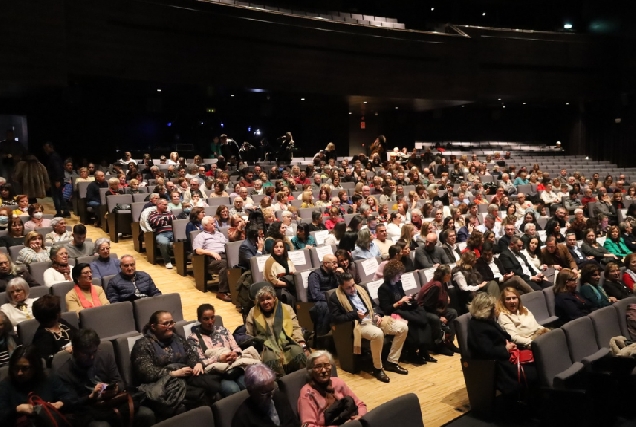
[48,200,469,427]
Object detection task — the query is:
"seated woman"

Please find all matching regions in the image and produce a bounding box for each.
[187,304,248,397]
[264,239,297,307]
[0,217,24,251]
[298,350,366,427]
[32,295,78,367]
[579,263,614,308]
[496,287,549,348]
[462,231,483,258]
[16,231,50,265]
[0,345,75,427]
[468,292,537,395]
[581,228,619,266]
[300,191,315,208]
[214,205,231,228]
[231,363,299,427]
[185,207,205,247]
[351,229,381,260]
[622,253,636,291]
[23,204,51,232]
[228,215,247,243]
[554,268,596,324]
[245,285,308,376]
[291,223,316,250]
[42,246,73,287]
[452,252,500,312]
[603,262,632,300]
[0,311,18,367]
[66,263,109,313]
[211,181,228,197]
[264,222,293,254]
[0,207,11,233]
[190,190,209,208]
[378,260,443,363]
[604,225,632,260]
[11,195,29,218]
[335,249,360,283]
[89,238,120,279]
[0,184,16,207]
[131,310,220,416]
[45,217,72,245]
[324,221,345,247]
[0,278,35,327]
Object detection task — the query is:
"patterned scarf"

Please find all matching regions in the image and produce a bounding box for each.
[252,300,294,355]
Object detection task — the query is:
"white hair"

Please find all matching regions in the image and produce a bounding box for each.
[201,215,215,226]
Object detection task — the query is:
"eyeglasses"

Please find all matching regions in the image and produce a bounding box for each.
[13,365,32,373]
[158,320,175,327]
[313,363,332,371]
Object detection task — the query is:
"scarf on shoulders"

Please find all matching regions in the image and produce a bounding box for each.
[146,331,188,367]
[252,300,294,353]
[74,285,102,309]
[272,253,290,274]
[335,285,385,355]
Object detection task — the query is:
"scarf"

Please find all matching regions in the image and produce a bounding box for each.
[335,285,381,355]
[626,269,636,285]
[146,331,188,367]
[272,254,290,275]
[53,263,71,281]
[252,300,294,356]
[74,284,102,309]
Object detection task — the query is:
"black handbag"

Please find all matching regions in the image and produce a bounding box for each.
[323,395,358,426]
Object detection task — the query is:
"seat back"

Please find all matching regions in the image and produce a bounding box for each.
[589,305,622,349]
[77,255,97,265]
[102,274,117,295]
[288,249,312,273]
[79,302,136,339]
[354,257,380,283]
[132,294,184,333]
[113,334,143,389]
[531,328,575,388]
[293,269,317,303]
[279,369,307,417]
[26,286,50,301]
[308,245,334,267]
[106,195,133,213]
[51,282,75,312]
[172,219,189,241]
[52,340,115,373]
[613,296,636,336]
[400,271,420,297]
[453,313,472,359]
[211,389,249,427]
[131,202,146,222]
[520,291,551,324]
[28,261,52,287]
[362,393,423,427]
[561,316,600,362]
[226,241,242,268]
[155,406,215,427]
[250,255,268,283]
[17,312,79,346]
[542,286,556,317]
[10,245,24,261]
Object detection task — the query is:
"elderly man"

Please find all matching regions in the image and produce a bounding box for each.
[372,224,392,258]
[566,232,597,268]
[515,193,532,218]
[229,197,245,217]
[64,224,95,259]
[0,252,40,291]
[106,255,162,303]
[310,173,323,191]
[541,236,578,273]
[308,210,326,232]
[307,254,340,336]
[441,229,461,263]
[148,199,176,269]
[495,224,516,254]
[361,186,371,198]
[499,236,549,291]
[45,217,72,244]
[183,178,201,205]
[476,242,534,294]
[410,208,423,231]
[541,183,561,206]
[414,233,450,269]
[238,187,254,206]
[477,214,501,236]
[193,215,231,302]
[520,222,542,247]
[251,180,264,196]
[328,273,408,382]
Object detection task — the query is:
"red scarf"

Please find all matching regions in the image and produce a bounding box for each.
[74,285,102,309]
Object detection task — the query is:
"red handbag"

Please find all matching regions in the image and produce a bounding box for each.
[509,348,534,365]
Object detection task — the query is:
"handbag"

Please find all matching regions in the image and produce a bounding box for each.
[509,348,534,385]
[26,393,72,427]
[322,395,358,426]
[92,392,137,427]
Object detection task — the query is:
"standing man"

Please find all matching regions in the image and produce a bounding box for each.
[192,216,232,302]
[43,142,68,217]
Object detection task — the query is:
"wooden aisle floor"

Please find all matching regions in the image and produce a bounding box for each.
[46,200,469,427]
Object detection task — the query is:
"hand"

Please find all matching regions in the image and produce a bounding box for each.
[101,384,119,400]
[505,341,517,351]
[16,403,34,414]
[440,316,448,324]
[554,265,562,271]
[609,297,618,303]
[357,311,366,321]
[50,402,64,410]
[209,251,221,260]
[375,316,383,327]
[335,267,345,274]
[219,353,232,363]
[398,296,411,305]
[65,345,73,354]
[54,181,61,188]
[193,363,204,376]
[90,383,107,399]
[256,236,264,251]
[503,272,514,280]
[479,281,488,288]
[306,245,314,248]
[433,263,440,269]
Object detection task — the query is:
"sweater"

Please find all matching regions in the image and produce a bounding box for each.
[297,378,367,427]
[497,311,543,347]
[66,286,109,313]
[89,257,121,279]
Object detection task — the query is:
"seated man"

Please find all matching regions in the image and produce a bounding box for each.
[440,229,461,263]
[106,255,162,302]
[238,227,265,270]
[499,236,550,291]
[541,235,578,273]
[307,254,340,336]
[229,196,246,217]
[308,210,326,232]
[64,224,95,259]
[55,328,156,427]
[193,215,232,302]
[372,224,393,258]
[495,224,516,254]
[147,198,176,269]
[476,242,534,294]
[0,252,40,291]
[414,233,450,269]
[327,273,408,383]
[566,232,598,268]
[85,170,108,225]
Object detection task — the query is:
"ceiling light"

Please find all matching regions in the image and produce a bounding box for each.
[395,107,398,110]
[498,98,501,101]
[230,94,234,97]
[300,98,305,101]
[431,8,434,11]
[585,156,589,160]
[564,23,573,29]
[482,12,486,16]
[375,112,378,116]
[363,101,367,104]
[523,102,527,105]
[156,89,162,92]
[349,112,352,115]
[502,105,506,108]
[565,102,569,105]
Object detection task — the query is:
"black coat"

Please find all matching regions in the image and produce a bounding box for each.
[499,249,537,283]
[554,291,596,324]
[231,391,299,427]
[378,281,432,350]
[603,279,633,300]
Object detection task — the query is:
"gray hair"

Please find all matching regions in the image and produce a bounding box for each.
[488,204,498,212]
[359,204,370,214]
[108,177,119,186]
[255,285,276,302]
[281,211,292,218]
[469,292,496,320]
[94,238,111,253]
[305,350,335,377]
[150,193,160,200]
[201,215,215,226]
[6,277,30,302]
[411,208,422,216]
[50,217,65,227]
[49,245,67,262]
[524,223,536,232]
[485,214,496,222]
[244,363,277,391]
[356,228,372,251]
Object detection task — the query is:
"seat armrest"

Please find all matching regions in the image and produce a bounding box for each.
[553,362,585,389]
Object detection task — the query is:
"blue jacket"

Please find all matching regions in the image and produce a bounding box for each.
[106,271,162,303]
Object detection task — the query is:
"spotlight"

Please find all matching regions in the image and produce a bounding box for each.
[156,89,162,92]
[431,7,434,11]
[498,98,501,101]
[349,112,352,115]
[565,102,569,105]
[395,107,398,110]
[230,94,234,97]
[523,102,527,105]
[255,129,261,136]
[300,98,305,101]
[585,156,589,160]
[363,101,368,104]
[248,126,251,132]
[482,12,486,16]
[167,122,172,127]
[564,23,573,29]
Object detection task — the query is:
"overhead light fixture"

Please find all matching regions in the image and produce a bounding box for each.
[375,112,378,116]
[349,112,352,115]
[482,12,486,16]
[615,118,622,123]
[395,107,398,110]
[156,89,162,92]
[255,129,261,135]
[523,102,527,105]
[564,23,573,29]
[557,141,561,144]
[300,98,305,101]
[431,7,434,11]
[363,101,368,104]
[565,102,569,105]
[230,94,234,97]
[462,105,465,108]
[498,98,501,101]
[585,156,589,160]
[502,105,506,108]
[166,122,172,127]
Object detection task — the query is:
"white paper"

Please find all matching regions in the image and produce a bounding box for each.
[422,268,436,283]
[314,245,333,261]
[401,273,417,293]
[288,250,307,266]
[457,242,467,252]
[366,279,384,300]
[537,230,547,242]
[597,236,606,247]
[256,256,268,272]
[361,258,379,277]
[314,230,330,245]
[300,270,313,289]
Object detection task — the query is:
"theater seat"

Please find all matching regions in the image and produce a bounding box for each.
[17,312,79,346]
[520,291,558,326]
[132,294,185,333]
[562,316,610,364]
[79,302,138,340]
[361,393,423,427]
[589,305,622,349]
[113,334,143,389]
[212,389,249,427]
[154,406,215,427]
[532,328,584,389]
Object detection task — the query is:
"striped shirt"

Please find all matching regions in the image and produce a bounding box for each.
[148,210,175,234]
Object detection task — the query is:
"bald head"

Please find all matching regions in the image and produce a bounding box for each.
[322,254,338,273]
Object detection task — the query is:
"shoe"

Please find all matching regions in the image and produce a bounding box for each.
[435,345,454,357]
[384,362,408,375]
[165,262,173,269]
[55,212,63,217]
[447,343,461,354]
[216,292,232,302]
[405,353,427,365]
[423,354,438,363]
[372,369,390,383]
[62,212,71,218]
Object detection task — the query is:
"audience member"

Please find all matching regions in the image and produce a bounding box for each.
[64,224,95,259]
[45,217,72,244]
[581,228,619,266]
[603,262,632,300]
[85,170,108,226]
[0,278,35,327]
[0,217,25,250]
[554,268,596,324]
[23,204,51,232]
[540,235,578,272]
[66,263,109,313]
[16,231,50,265]
[496,287,549,348]
[0,311,17,367]
[32,294,78,367]
[414,232,450,269]
[476,242,534,294]
[579,263,614,308]
[604,225,632,260]
[307,254,339,336]
[0,253,40,291]
[89,237,120,278]
[43,246,73,287]
[148,198,176,269]
[106,255,162,303]
[192,216,231,302]
[499,236,549,291]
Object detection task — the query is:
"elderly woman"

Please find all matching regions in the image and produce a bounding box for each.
[0,278,35,327]
[65,263,109,313]
[496,287,549,348]
[291,222,316,250]
[603,262,632,300]
[0,311,18,367]
[42,246,73,287]
[264,239,297,307]
[468,293,537,394]
[351,228,381,260]
[245,285,308,376]
[298,351,366,427]
[554,268,596,324]
[231,363,299,427]
[0,345,75,427]
[187,304,248,397]
[604,225,632,260]
[131,310,220,415]
[0,217,24,251]
[89,238,121,279]
[16,231,50,265]
[581,228,619,266]
[44,217,72,244]
[23,204,51,232]
[579,263,614,308]
[378,260,441,363]
[32,295,78,367]
[75,166,94,189]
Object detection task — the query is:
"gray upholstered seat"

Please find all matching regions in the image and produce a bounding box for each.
[132,293,185,333]
[613,296,636,336]
[79,301,137,340]
[361,393,423,427]
[211,389,249,427]
[562,316,611,364]
[17,311,79,346]
[532,328,585,389]
[520,291,557,326]
[155,404,215,427]
[589,305,622,349]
